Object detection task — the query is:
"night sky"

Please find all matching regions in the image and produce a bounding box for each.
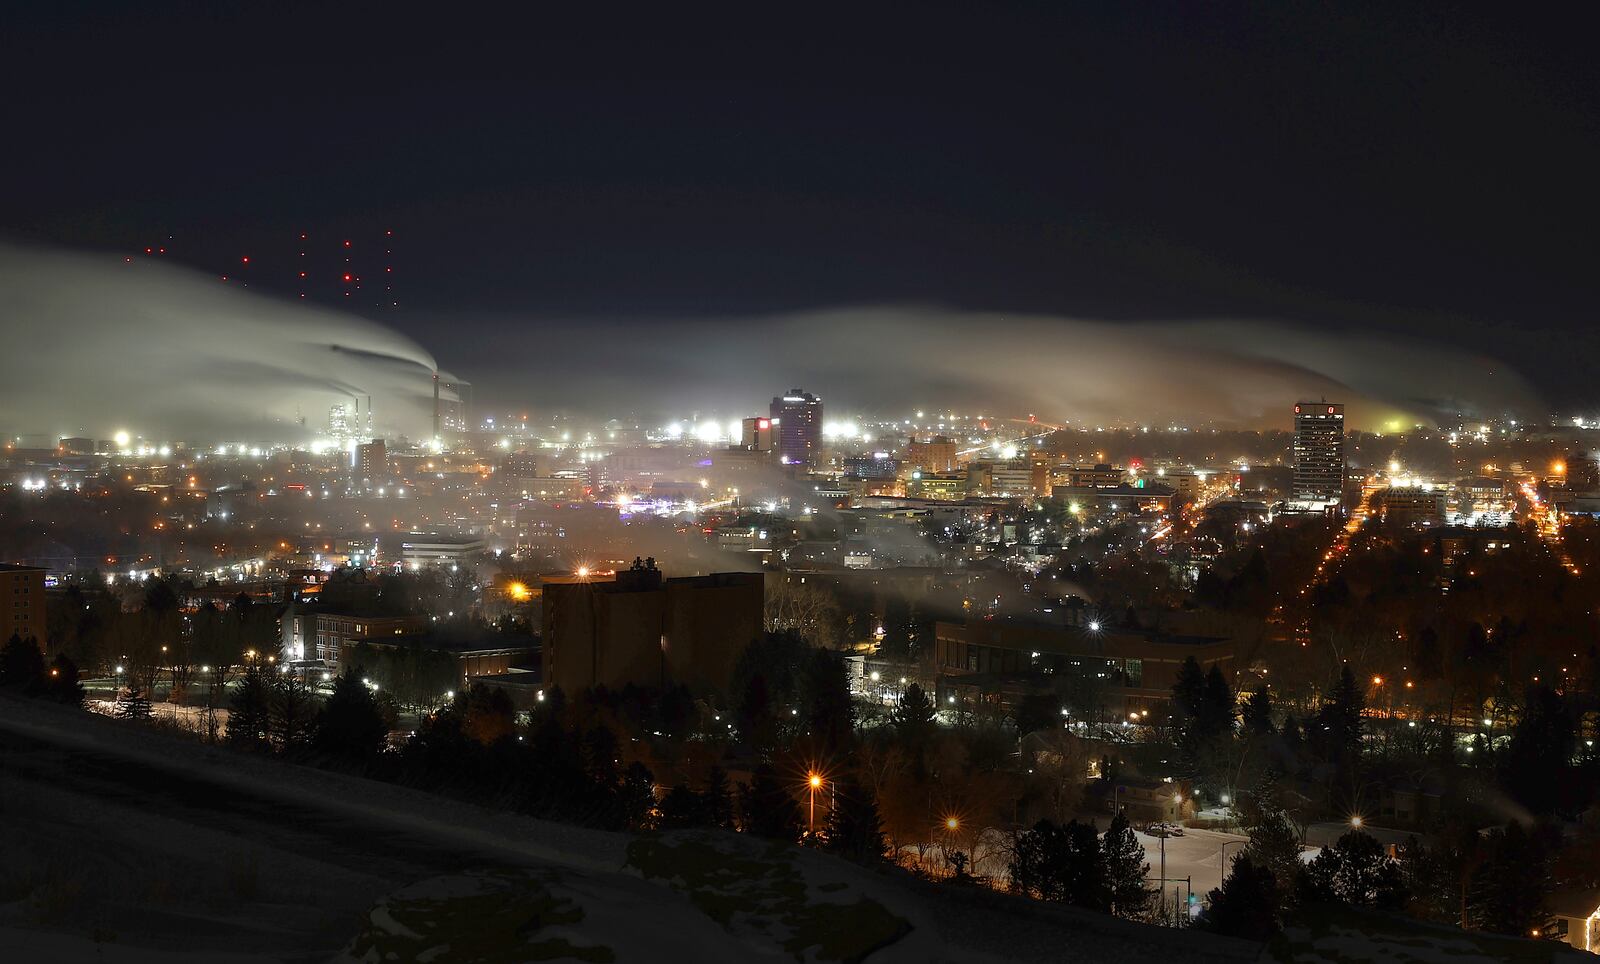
[5,3,1598,420]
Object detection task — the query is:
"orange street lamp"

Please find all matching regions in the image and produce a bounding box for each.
[808,772,823,836]
[945,816,960,832]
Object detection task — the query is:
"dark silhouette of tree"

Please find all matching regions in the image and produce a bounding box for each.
[701,765,735,829]
[802,647,854,753]
[1465,822,1552,935]
[656,684,694,741]
[1013,690,1059,737]
[892,682,937,776]
[736,671,776,753]
[269,672,314,754]
[314,669,389,762]
[1398,834,1463,925]
[1171,656,1207,723]
[1310,667,1365,767]
[1201,665,1235,737]
[0,633,43,689]
[462,682,516,745]
[657,784,702,829]
[116,686,152,720]
[1239,771,1302,894]
[1103,811,1150,918]
[1242,687,1274,737]
[1197,855,1281,940]
[42,654,85,705]
[1009,819,1109,911]
[826,775,886,862]
[1297,830,1406,911]
[741,764,802,840]
[620,761,656,831]
[1501,686,1575,816]
[227,664,270,749]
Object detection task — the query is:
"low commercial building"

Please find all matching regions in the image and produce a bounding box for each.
[400,533,488,569]
[310,612,430,666]
[542,558,763,694]
[933,619,1236,721]
[1050,483,1174,512]
[1374,486,1444,527]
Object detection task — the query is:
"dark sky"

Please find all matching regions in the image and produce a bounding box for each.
[5,2,1598,417]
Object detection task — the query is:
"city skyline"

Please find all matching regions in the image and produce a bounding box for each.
[5,5,1600,960]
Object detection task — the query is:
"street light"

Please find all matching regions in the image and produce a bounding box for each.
[1350,815,1364,829]
[945,816,960,832]
[808,772,823,837]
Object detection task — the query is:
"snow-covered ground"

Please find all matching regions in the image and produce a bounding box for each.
[0,697,1257,962]
[1135,827,1251,900]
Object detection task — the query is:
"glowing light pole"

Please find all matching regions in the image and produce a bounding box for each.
[808,772,823,837]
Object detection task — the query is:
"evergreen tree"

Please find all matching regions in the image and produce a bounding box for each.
[736,671,776,752]
[0,633,43,689]
[1312,668,1365,766]
[116,686,152,720]
[1399,835,1461,925]
[269,672,315,754]
[619,761,656,831]
[1197,855,1280,940]
[802,647,854,753]
[1013,690,1060,737]
[701,765,735,829]
[1171,656,1207,723]
[1238,770,1301,892]
[658,784,703,829]
[1009,819,1110,911]
[1200,664,1236,738]
[227,664,271,749]
[1103,811,1150,918]
[741,764,802,840]
[1297,830,1406,911]
[826,776,886,862]
[314,668,390,761]
[42,654,85,705]
[1242,687,1274,737]
[1465,822,1552,935]
[1501,686,1575,816]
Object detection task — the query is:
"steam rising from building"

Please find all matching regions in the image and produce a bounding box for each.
[0,242,454,443]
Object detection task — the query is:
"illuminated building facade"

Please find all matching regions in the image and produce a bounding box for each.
[769,389,822,467]
[356,439,386,481]
[0,564,46,651]
[1292,401,1345,504]
[904,435,957,474]
[542,559,763,694]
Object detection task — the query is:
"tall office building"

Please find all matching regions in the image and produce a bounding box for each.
[770,389,823,467]
[1292,401,1346,503]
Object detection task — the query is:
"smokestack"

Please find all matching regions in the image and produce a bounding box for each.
[432,371,440,441]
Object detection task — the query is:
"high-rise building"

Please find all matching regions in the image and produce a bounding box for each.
[357,439,387,480]
[740,416,775,452]
[1292,401,1345,503]
[0,564,47,651]
[542,559,764,694]
[769,389,822,467]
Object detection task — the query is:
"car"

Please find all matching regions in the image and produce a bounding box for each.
[1144,821,1184,837]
